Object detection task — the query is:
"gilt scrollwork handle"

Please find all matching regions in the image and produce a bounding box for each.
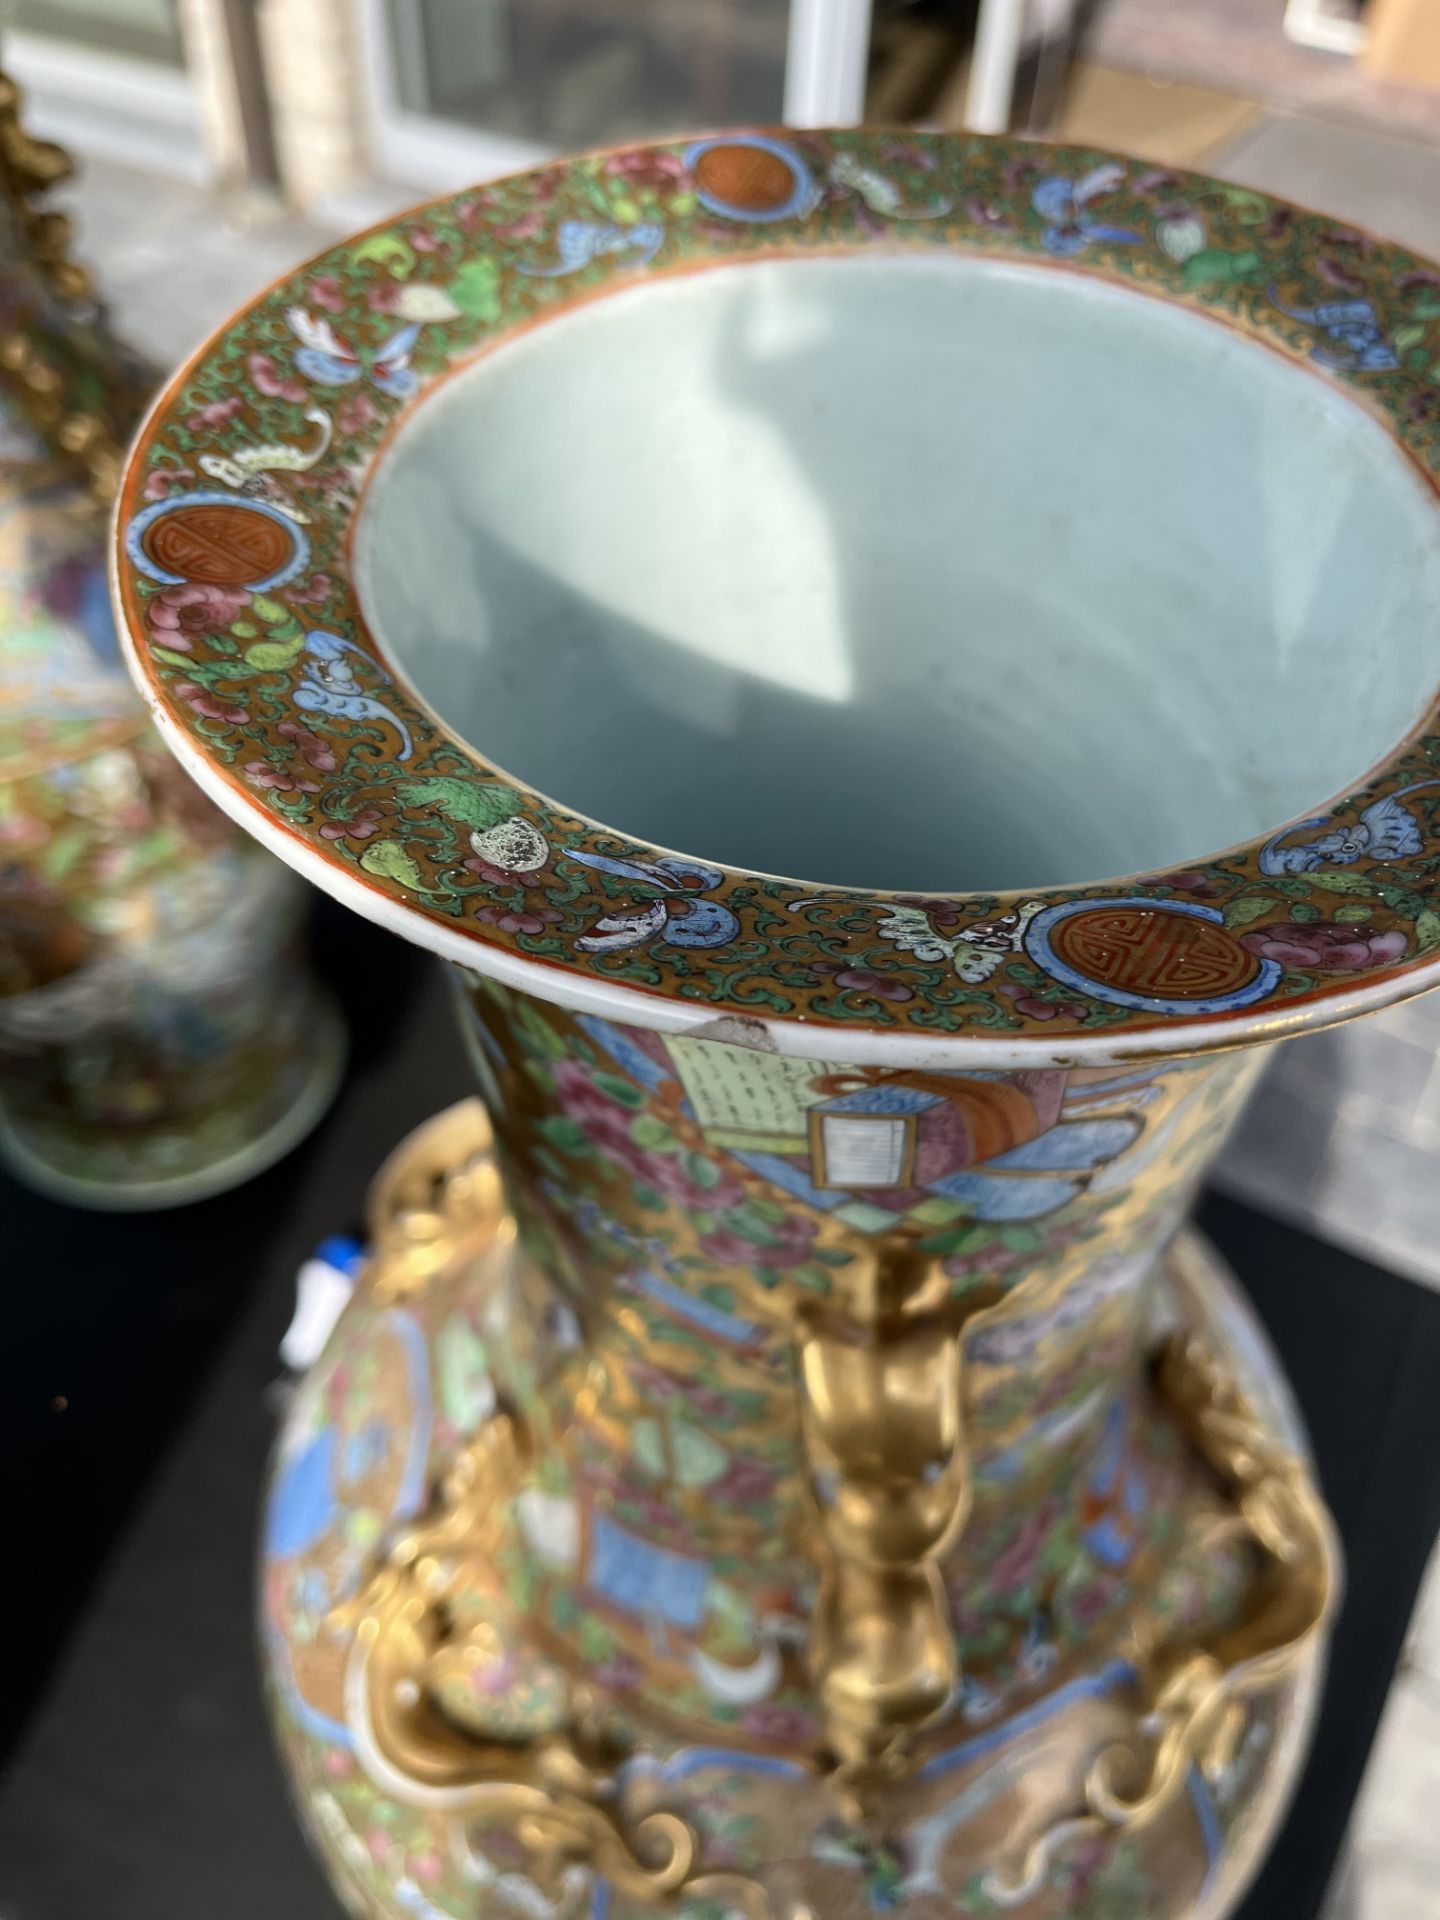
[796,1243,1000,1806]
[988,1331,1338,1905]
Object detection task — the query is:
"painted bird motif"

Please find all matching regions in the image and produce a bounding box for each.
[517,218,664,278]
[292,627,413,761]
[198,406,332,522]
[1259,781,1439,874]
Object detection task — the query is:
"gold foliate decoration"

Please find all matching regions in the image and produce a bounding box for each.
[0,73,88,300]
[339,1429,792,1918]
[333,1105,792,1920]
[0,68,138,498]
[364,1099,508,1303]
[990,1331,1338,1903]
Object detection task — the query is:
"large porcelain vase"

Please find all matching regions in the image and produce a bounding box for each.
[0,72,343,1206]
[113,130,1440,1917]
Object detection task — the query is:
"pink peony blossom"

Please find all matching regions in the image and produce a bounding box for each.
[491,212,546,242]
[308,274,345,312]
[184,395,244,431]
[999,984,1090,1021]
[604,150,687,191]
[146,581,251,645]
[277,718,337,770]
[247,351,306,403]
[142,465,194,501]
[288,571,335,605]
[465,855,545,888]
[475,903,562,935]
[320,808,383,842]
[1240,921,1409,973]
[335,391,381,436]
[811,961,913,1003]
[243,761,320,794]
[175,681,248,724]
[1168,870,1224,898]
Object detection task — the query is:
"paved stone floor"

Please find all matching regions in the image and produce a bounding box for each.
[55,93,1440,1920]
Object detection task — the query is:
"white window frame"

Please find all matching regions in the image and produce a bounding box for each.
[356,0,873,195]
[3,28,209,182]
[355,0,551,193]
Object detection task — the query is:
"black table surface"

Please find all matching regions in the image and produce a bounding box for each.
[3,901,1440,1920]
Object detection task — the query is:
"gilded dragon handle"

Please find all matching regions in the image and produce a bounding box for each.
[796,1242,1000,1805]
[797,1240,1336,1864]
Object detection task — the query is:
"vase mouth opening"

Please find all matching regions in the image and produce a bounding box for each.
[355,249,1440,900]
[114,130,1440,1062]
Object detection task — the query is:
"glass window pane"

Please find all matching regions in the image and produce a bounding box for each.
[9,0,185,66]
[388,0,787,149]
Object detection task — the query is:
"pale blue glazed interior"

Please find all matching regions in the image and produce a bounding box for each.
[356,253,1440,894]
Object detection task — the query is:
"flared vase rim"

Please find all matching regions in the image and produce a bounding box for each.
[113,126,1440,1066]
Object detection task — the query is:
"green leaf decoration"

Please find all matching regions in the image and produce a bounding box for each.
[999,1226,1044,1253]
[630,1114,679,1151]
[1223,896,1275,927]
[516,998,568,1060]
[593,1070,644,1109]
[1218,185,1270,224]
[684,1150,722,1191]
[1379,886,1429,918]
[392,775,521,828]
[1394,323,1428,352]
[243,632,306,670]
[1416,909,1440,951]
[358,840,426,889]
[153,646,198,669]
[351,231,416,278]
[449,256,502,322]
[1308,870,1377,894]
[1182,247,1263,288]
[1332,902,1376,924]
[537,1115,590,1154]
[250,594,291,624]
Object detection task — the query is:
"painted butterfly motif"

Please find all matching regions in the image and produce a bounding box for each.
[1032,164,1142,256]
[567,849,738,952]
[284,307,420,397]
[1270,289,1400,372]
